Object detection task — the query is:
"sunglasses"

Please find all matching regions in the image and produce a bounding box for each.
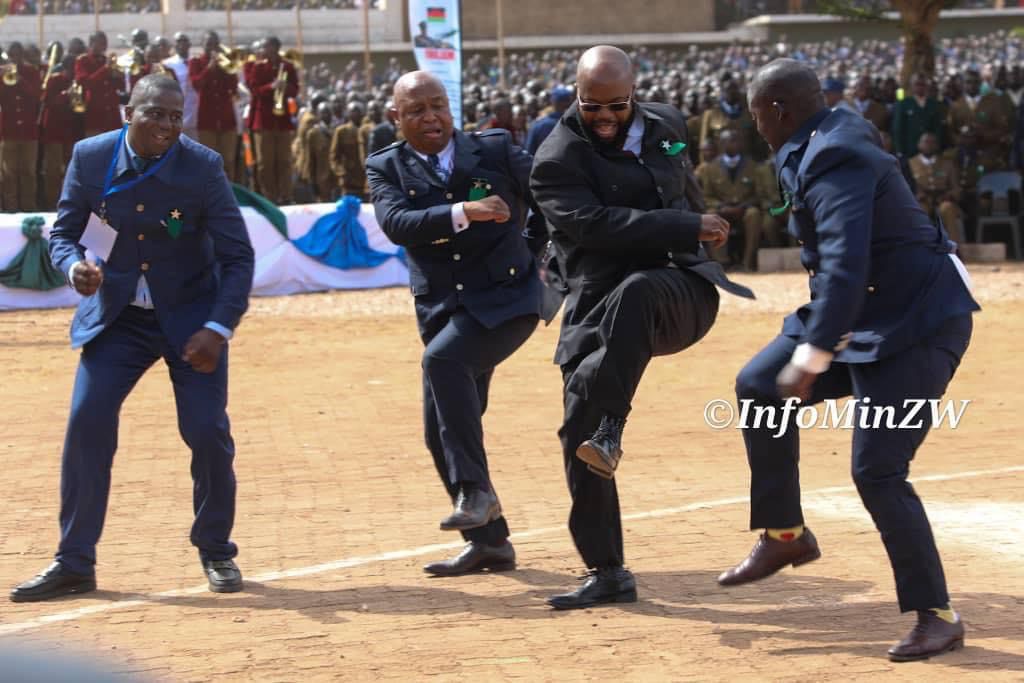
[577,97,631,113]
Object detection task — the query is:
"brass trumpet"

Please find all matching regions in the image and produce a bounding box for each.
[215,45,242,75]
[69,81,87,113]
[1,52,18,86]
[271,49,301,116]
[272,61,287,116]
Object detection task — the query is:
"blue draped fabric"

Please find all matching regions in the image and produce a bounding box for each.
[292,195,406,269]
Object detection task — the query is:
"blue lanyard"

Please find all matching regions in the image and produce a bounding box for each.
[101,125,175,199]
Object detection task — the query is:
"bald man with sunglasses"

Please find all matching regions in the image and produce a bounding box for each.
[530,45,753,609]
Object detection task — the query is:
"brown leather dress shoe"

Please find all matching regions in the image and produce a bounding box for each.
[717,528,821,586]
[888,611,965,662]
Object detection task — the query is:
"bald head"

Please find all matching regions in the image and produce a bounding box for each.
[393,70,447,104]
[576,45,633,93]
[747,58,823,117]
[746,58,826,151]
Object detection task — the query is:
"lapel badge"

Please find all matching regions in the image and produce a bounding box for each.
[166,208,183,239]
[468,178,492,201]
[660,139,686,156]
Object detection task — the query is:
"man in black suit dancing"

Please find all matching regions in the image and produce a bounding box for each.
[531,45,752,608]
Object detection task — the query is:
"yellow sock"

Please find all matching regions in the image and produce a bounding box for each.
[766,526,805,542]
[929,605,959,624]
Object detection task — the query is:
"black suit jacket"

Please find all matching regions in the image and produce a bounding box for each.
[367,129,546,339]
[530,101,749,365]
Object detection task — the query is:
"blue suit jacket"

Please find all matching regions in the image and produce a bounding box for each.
[49,130,255,351]
[777,107,979,363]
[366,129,545,338]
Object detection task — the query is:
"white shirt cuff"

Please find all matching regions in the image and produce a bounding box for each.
[67,261,80,288]
[790,343,833,374]
[204,321,234,341]
[451,202,470,233]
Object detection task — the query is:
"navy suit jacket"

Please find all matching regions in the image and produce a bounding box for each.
[776,107,979,363]
[49,129,255,351]
[366,129,545,338]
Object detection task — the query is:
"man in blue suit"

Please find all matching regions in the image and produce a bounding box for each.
[10,75,254,602]
[717,60,979,662]
[367,71,545,577]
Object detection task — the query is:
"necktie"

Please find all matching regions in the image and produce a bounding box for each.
[428,153,450,184]
[132,155,151,174]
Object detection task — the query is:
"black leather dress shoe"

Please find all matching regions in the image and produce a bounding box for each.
[439,486,501,531]
[575,415,626,479]
[203,559,243,593]
[547,567,638,610]
[888,611,965,662]
[717,528,821,586]
[10,562,96,603]
[423,541,516,576]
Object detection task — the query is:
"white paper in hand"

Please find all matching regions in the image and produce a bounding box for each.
[81,213,118,262]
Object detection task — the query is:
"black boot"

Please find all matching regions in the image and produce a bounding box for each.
[547,567,637,610]
[439,485,501,531]
[575,415,626,479]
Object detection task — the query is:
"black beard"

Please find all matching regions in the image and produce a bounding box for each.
[577,107,636,153]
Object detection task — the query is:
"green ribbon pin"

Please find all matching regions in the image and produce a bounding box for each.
[468,178,492,201]
[166,208,183,239]
[660,139,686,156]
[769,191,791,217]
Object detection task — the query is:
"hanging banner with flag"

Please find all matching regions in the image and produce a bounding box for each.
[408,0,463,125]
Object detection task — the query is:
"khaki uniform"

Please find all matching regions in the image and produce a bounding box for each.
[329,122,367,199]
[947,94,1014,172]
[302,121,337,203]
[292,109,317,176]
[699,156,766,270]
[699,106,765,161]
[909,154,963,243]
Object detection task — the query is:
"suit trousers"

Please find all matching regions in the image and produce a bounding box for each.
[560,268,720,568]
[254,130,293,204]
[198,129,238,184]
[56,307,238,575]
[734,313,973,612]
[421,309,538,545]
[2,139,39,212]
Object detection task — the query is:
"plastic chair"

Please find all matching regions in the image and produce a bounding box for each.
[976,171,1023,260]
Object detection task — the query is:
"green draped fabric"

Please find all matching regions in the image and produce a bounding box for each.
[0,216,66,291]
[231,183,289,238]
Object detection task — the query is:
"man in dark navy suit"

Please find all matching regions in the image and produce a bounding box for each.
[717,60,979,662]
[367,71,545,577]
[10,75,254,602]
[531,46,752,610]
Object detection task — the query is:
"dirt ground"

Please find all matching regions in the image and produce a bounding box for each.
[0,265,1022,682]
